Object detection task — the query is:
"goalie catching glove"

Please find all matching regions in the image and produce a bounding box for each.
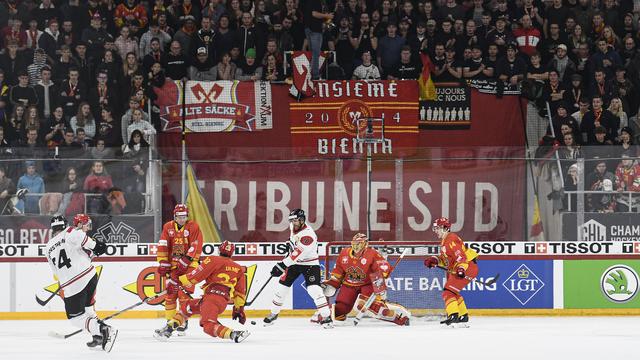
[270,262,287,277]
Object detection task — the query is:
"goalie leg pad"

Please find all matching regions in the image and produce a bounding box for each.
[334,286,359,320]
[307,284,331,318]
[269,282,289,315]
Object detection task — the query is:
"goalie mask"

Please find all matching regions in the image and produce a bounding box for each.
[351,233,368,256]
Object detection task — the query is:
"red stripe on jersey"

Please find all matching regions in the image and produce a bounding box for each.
[81,235,88,247]
[297,258,319,263]
[60,266,94,289]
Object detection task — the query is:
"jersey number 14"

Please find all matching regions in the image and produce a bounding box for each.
[52,249,72,269]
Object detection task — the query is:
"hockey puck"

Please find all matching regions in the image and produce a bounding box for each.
[251,321,257,325]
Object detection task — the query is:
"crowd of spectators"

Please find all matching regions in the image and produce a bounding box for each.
[0,0,640,215]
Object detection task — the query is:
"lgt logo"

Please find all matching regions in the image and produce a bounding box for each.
[581,219,606,241]
[502,264,545,305]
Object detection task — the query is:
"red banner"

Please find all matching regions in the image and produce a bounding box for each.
[290,80,419,157]
[182,149,525,243]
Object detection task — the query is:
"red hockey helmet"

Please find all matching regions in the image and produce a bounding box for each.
[73,214,92,229]
[433,217,451,230]
[218,240,235,257]
[173,204,189,217]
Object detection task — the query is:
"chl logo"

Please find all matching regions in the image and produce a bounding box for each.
[502,264,545,305]
[581,219,606,241]
[94,221,140,243]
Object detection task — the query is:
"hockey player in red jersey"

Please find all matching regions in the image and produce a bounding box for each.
[323,233,410,325]
[425,217,479,327]
[155,204,203,336]
[153,241,250,343]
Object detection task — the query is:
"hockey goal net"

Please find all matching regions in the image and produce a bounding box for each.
[324,241,446,318]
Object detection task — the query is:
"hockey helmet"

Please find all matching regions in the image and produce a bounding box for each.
[50,215,67,230]
[433,217,451,230]
[288,208,306,223]
[351,232,368,255]
[73,213,92,229]
[218,240,235,257]
[173,204,189,217]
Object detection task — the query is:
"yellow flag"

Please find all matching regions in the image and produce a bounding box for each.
[186,163,222,243]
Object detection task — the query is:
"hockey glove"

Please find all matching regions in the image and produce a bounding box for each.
[175,256,192,275]
[321,278,341,297]
[270,262,287,277]
[158,260,171,277]
[232,306,246,324]
[166,278,179,295]
[424,256,439,268]
[456,266,466,279]
[92,240,108,256]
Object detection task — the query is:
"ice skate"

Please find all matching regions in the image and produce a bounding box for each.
[440,313,460,328]
[456,314,470,328]
[263,313,278,326]
[153,322,176,341]
[175,320,188,336]
[230,330,251,343]
[320,317,334,329]
[86,335,103,350]
[100,323,118,353]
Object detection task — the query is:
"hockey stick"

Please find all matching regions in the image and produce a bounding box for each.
[48,290,168,339]
[245,276,274,307]
[35,286,62,306]
[436,265,500,286]
[353,247,410,325]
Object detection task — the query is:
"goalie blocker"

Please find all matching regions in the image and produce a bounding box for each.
[323,233,410,326]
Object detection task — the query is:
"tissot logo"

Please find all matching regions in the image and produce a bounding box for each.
[502,264,545,305]
[94,222,140,243]
[581,219,606,241]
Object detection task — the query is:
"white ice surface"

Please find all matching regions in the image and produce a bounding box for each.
[0,317,638,360]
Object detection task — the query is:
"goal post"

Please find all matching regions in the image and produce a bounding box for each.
[324,241,447,318]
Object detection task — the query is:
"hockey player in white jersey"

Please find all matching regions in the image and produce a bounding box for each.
[44,214,118,352]
[263,209,332,328]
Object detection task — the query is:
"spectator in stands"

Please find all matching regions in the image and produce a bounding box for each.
[513,15,541,58]
[549,103,580,142]
[581,95,619,144]
[58,68,87,120]
[35,66,57,119]
[142,37,165,75]
[235,48,263,81]
[547,44,575,85]
[543,70,567,115]
[352,51,380,80]
[572,98,590,129]
[115,0,148,31]
[58,128,82,159]
[75,128,93,152]
[0,40,28,86]
[215,15,236,60]
[122,129,150,162]
[25,19,43,51]
[115,26,139,62]
[81,13,112,60]
[620,36,637,67]
[38,19,63,61]
[0,166,16,215]
[189,47,217,81]
[462,45,487,80]
[7,104,25,141]
[565,74,586,115]
[192,16,216,60]
[216,52,237,81]
[126,108,156,144]
[164,40,188,81]
[84,160,114,214]
[614,152,640,212]
[303,0,332,80]
[42,106,67,148]
[615,127,639,158]
[585,126,615,162]
[486,16,512,54]
[351,12,378,67]
[139,19,171,58]
[23,105,41,137]
[55,166,84,217]
[88,71,118,119]
[496,43,527,89]
[377,23,405,78]
[174,16,197,57]
[27,48,49,87]
[90,138,115,160]
[389,46,420,80]
[563,163,579,211]
[262,54,284,82]
[16,160,44,214]
[52,45,77,85]
[590,38,622,80]
[10,71,38,108]
[611,67,636,117]
[121,96,150,144]
[608,98,628,139]
[589,68,615,105]
[69,102,96,140]
[586,159,617,213]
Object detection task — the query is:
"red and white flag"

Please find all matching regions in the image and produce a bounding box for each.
[291,51,329,97]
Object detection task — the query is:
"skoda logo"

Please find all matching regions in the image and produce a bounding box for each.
[600,265,639,303]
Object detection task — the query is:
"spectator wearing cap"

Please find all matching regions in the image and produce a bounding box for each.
[38,19,64,60]
[548,44,576,85]
[580,95,619,144]
[235,48,263,81]
[27,49,50,87]
[139,19,172,58]
[9,71,38,108]
[496,43,527,88]
[164,41,188,81]
[174,16,198,57]
[16,160,45,214]
[389,46,421,80]
[486,16,513,55]
[115,0,149,30]
[513,15,541,58]
[189,47,217,81]
[564,73,586,114]
[377,23,406,79]
[611,66,636,117]
[34,66,58,119]
[81,12,111,60]
[352,51,381,80]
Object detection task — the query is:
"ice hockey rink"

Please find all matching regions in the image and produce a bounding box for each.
[1,316,638,359]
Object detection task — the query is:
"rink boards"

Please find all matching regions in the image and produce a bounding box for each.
[1,242,639,319]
